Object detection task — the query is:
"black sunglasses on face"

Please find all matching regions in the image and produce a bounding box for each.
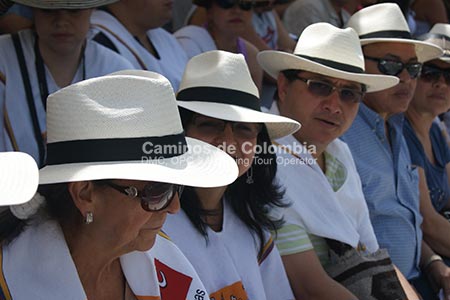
[192,115,263,140]
[292,76,366,103]
[365,56,422,79]
[104,181,183,212]
[215,0,253,10]
[420,64,450,85]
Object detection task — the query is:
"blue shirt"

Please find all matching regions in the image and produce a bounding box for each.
[404,120,450,212]
[341,103,422,279]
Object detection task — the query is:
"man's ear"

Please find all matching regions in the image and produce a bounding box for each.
[277,72,289,106]
[67,181,96,218]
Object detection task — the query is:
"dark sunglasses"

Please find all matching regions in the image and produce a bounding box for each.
[365,56,422,79]
[192,115,263,140]
[215,0,253,10]
[420,64,450,85]
[104,181,183,212]
[292,76,366,103]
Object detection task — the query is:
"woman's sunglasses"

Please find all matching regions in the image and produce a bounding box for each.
[420,64,450,85]
[285,72,366,103]
[215,0,253,10]
[365,56,422,79]
[191,115,263,140]
[104,181,183,212]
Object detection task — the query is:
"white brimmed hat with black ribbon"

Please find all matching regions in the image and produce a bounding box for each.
[257,22,399,92]
[175,50,301,140]
[39,71,238,187]
[12,0,118,9]
[0,152,38,205]
[418,23,450,63]
[346,3,443,63]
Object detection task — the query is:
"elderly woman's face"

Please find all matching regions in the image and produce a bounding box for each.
[411,59,450,116]
[90,179,180,252]
[33,8,92,55]
[186,114,261,177]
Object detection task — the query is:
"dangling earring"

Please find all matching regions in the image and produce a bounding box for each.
[84,211,93,224]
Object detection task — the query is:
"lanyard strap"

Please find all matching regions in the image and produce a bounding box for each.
[12,33,45,166]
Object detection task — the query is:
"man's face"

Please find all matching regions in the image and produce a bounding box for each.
[277,71,363,150]
[362,42,418,118]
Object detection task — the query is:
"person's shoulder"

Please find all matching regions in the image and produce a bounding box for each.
[86,39,134,69]
[174,25,209,39]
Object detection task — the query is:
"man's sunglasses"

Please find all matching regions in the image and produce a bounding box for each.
[215,0,253,10]
[104,181,183,212]
[289,74,366,103]
[420,64,450,85]
[365,56,422,79]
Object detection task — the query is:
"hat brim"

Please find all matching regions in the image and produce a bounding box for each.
[257,51,399,92]
[13,0,118,9]
[177,101,301,140]
[0,152,39,205]
[360,38,443,63]
[39,138,238,188]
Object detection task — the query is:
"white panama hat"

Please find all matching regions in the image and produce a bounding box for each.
[0,152,38,205]
[39,71,238,187]
[12,0,118,9]
[346,3,443,63]
[418,23,450,63]
[257,22,399,92]
[175,50,301,140]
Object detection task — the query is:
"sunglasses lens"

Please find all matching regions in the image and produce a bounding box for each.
[379,60,403,76]
[216,0,235,9]
[232,122,263,139]
[141,183,178,211]
[339,88,361,103]
[308,81,334,97]
[239,1,253,10]
[406,63,422,79]
[421,65,450,85]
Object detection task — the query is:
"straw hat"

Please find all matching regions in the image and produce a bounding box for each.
[175,50,300,140]
[346,3,443,62]
[39,71,238,187]
[0,152,38,205]
[12,0,118,9]
[258,22,399,92]
[418,23,450,63]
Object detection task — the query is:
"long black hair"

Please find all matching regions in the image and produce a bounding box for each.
[179,108,287,258]
[0,183,82,245]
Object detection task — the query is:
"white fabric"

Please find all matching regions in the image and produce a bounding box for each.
[174,25,216,59]
[163,200,294,300]
[1,218,209,299]
[269,103,379,252]
[0,152,38,205]
[0,29,134,161]
[252,11,278,50]
[91,10,188,90]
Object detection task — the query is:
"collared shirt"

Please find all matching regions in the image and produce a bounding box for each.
[283,0,350,36]
[341,103,422,279]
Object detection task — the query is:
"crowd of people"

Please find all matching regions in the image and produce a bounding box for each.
[1,0,450,299]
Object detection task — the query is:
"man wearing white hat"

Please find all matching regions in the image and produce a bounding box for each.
[341,3,448,299]
[258,22,421,300]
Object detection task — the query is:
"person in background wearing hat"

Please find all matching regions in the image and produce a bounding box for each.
[0,0,134,167]
[258,22,421,300]
[341,3,448,299]
[91,0,188,91]
[163,50,300,300]
[404,23,450,267]
[174,0,263,91]
[0,71,239,299]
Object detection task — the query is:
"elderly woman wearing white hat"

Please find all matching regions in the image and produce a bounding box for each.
[0,72,238,299]
[161,50,300,300]
[0,0,134,167]
[404,21,450,276]
[341,3,449,299]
